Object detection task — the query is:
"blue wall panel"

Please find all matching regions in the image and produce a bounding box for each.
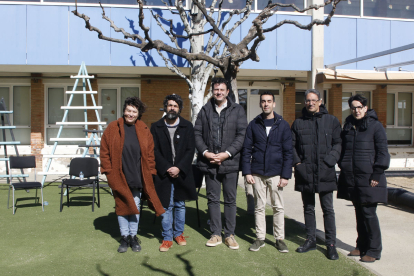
[241,13,277,70]
[276,14,311,71]
[27,6,68,65]
[149,9,190,68]
[389,21,414,72]
[356,18,391,70]
[0,5,26,65]
[324,17,357,70]
[69,6,110,66]
[110,8,153,67]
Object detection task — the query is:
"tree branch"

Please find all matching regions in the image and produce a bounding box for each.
[192,0,235,50]
[156,49,194,91]
[263,0,342,32]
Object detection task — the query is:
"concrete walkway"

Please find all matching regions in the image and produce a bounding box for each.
[283,178,414,276]
[240,176,414,276]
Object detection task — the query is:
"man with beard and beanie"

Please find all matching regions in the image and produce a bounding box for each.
[151,94,198,252]
[291,89,341,260]
[194,77,247,250]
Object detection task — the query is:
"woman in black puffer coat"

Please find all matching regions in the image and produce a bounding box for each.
[338,94,390,263]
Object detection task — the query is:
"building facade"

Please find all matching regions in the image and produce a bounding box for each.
[0,0,414,171]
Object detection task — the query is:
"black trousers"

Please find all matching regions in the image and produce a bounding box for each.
[301,191,336,245]
[353,202,382,259]
[205,172,238,238]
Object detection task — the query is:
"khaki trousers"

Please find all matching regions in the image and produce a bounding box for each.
[252,174,285,240]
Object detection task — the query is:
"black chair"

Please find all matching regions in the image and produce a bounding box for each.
[7,156,43,215]
[60,158,100,212]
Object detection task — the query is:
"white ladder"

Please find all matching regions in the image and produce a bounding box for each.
[39,62,106,185]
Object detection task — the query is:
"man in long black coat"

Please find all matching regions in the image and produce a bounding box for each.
[151,94,197,252]
[291,89,341,260]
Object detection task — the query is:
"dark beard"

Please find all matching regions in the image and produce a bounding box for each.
[166,111,179,120]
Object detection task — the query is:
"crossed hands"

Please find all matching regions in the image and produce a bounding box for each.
[245,174,289,187]
[167,166,180,178]
[205,152,229,165]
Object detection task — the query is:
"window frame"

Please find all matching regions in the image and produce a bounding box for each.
[0,84,31,145]
[98,84,141,128]
[386,88,414,146]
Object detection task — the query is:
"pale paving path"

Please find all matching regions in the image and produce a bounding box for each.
[283,178,414,276]
[239,175,414,276]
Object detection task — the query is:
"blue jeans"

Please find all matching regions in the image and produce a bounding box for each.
[117,188,142,236]
[161,184,185,241]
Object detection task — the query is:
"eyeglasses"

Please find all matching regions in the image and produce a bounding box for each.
[351,106,365,111]
[304,99,320,104]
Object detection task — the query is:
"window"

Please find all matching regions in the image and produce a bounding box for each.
[100,87,140,125]
[0,86,31,145]
[364,0,414,19]
[238,89,248,115]
[342,91,371,124]
[386,92,413,145]
[47,86,90,145]
[257,0,303,11]
[295,90,305,119]
[324,0,360,16]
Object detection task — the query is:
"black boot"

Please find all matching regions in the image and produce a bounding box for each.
[296,239,317,253]
[118,236,129,253]
[129,235,142,252]
[326,244,339,260]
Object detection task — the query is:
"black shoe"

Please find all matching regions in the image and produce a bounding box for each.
[296,239,316,253]
[326,244,339,260]
[118,236,129,253]
[129,235,142,252]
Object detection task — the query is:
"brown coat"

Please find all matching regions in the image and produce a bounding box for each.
[100,117,165,217]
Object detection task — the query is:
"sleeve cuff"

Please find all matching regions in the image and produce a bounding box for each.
[225,151,232,158]
[203,150,208,156]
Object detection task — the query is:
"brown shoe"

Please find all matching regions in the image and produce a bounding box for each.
[360,255,376,263]
[206,235,222,247]
[348,248,360,256]
[159,240,173,252]
[224,235,239,250]
[174,234,187,246]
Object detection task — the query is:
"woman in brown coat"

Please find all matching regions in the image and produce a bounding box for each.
[100,97,165,253]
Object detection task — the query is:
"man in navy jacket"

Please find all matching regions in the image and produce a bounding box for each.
[241,91,293,252]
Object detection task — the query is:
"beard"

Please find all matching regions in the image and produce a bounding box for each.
[166,110,179,120]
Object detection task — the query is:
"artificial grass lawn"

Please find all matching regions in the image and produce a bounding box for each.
[0,183,374,276]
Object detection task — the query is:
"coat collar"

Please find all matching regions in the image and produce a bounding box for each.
[154,116,187,128]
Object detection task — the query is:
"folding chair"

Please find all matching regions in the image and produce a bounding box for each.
[60,157,100,212]
[7,156,43,214]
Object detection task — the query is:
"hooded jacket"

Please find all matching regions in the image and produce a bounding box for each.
[291,105,342,193]
[194,97,247,174]
[241,112,293,179]
[100,117,165,216]
[337,110,390,204]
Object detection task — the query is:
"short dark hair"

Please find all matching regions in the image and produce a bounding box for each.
[259,91,275,102]
[348,94,368,108]
[211,77,230,91]
[123,97,146,120]
[163,94,183,112]
[304,89,321,100]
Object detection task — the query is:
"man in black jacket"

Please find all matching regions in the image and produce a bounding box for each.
[194,78,247,250]
[291,89,341,260]
[151,94,198,252]
[241,92,293,252]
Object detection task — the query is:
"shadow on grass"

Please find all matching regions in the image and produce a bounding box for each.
[11,197,43,214]
[93,202,160,241]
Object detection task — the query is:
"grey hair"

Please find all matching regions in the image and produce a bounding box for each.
[304,89,321,101]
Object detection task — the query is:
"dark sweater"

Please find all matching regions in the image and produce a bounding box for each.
[122,123,142,189]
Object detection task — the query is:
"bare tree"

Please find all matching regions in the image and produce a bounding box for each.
[73,0,342,123]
